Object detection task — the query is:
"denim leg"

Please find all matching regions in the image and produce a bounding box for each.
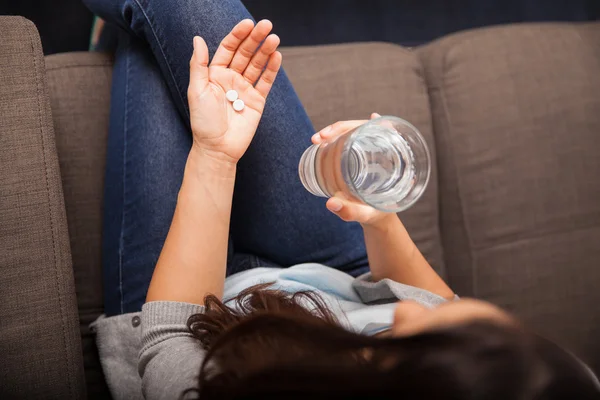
[230,78,368,272]
[84,0,255,121]
[90,0,369,315]
[102,31,192,315]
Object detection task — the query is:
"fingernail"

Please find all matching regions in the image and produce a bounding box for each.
[335,191,348,200]
[193,36,199,51]
[329,199,343,212]
[372,112,381,118]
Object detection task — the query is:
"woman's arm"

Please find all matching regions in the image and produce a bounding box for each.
[362,214,454,299]
[313,115,454,300]
[146,20,282,305]
[146,150,236,304]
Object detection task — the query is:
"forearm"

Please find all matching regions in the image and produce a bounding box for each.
[146,147,236,305]
[363,215,454,299]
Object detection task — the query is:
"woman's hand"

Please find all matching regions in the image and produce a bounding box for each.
[314,115,454,298]
[188,19,282,164]
[312,113,395,227]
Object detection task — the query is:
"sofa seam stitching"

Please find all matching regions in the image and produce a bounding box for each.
[473,221,600,253]
[27,22,75,398]
[46,63,113,72]
[415,57,447,279]
[283,42,416,58]
[437,48,478,297]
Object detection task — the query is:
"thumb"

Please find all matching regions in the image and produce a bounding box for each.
[189,36,209,92]
[326,192,364,222]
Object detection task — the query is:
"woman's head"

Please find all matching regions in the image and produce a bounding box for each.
[186,285,599,399]
[390,298,515,337]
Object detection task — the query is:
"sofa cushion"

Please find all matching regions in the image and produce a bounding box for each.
[282,43,445,277]
[419,22,600,372]
[45,51,113,399]
[0,16,85,398]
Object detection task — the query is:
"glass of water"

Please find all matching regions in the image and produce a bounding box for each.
[298,116,431,213]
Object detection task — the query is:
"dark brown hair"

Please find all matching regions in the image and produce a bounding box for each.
[186,284,599,400]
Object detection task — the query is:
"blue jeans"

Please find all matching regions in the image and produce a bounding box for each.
[83,0,369,316]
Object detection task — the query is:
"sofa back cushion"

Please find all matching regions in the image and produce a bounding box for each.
[45,52,113,399]
[420,22,600,372]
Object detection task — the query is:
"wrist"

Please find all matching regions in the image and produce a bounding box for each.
[361,213,398,231]
[186,145,237,179]
[178,146,237,210]
[190,140,240,166]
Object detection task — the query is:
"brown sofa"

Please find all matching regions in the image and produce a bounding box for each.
[1,15,599,399]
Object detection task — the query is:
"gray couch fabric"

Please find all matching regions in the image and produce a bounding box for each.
[419,22,600,363]
[0,16,86,399]
[45,52,114,399]
[1,15,599,397]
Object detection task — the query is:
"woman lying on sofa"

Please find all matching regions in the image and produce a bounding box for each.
[83,0,600,399]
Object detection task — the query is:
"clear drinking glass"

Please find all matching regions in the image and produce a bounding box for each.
[298,116,431,213]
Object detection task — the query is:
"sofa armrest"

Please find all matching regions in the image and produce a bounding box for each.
[0,16,85,398]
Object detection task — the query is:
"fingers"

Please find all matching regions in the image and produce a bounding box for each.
[311,113,382,144]
[189,36,209,94]
[229,19,273,74]
[210,19,254,67]
[242,34,280,84]
[254,51,282,98]
[326,197,345,213]
[326,192,370,222]
[311,120,366,144]
[326,197,358,222]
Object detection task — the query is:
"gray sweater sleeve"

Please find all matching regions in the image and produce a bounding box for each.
[352,272,459,308]
[139,301,206,400]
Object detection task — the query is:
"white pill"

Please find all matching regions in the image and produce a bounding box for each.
[233,99,245,112]
[226,90,238,102]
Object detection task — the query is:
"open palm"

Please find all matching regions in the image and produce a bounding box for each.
[188,19,282,163]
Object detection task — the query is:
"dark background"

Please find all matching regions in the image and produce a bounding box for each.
[1,0,599,54]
